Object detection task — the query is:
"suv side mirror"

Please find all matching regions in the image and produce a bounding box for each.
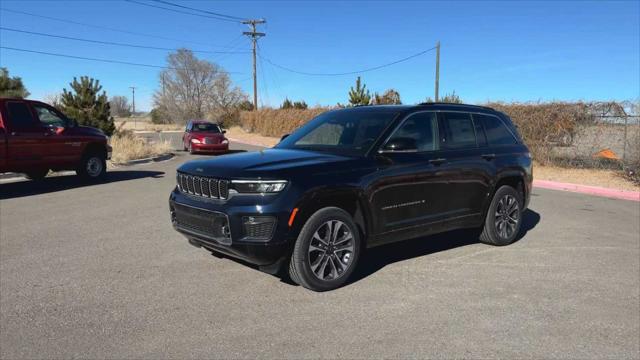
[222,130,227,134]
[280,134,290,142]
[380,137,418,153]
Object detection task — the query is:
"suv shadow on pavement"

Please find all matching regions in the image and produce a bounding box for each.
[206,209,540,287]
[0,170,165,200]
[346,209,541,285]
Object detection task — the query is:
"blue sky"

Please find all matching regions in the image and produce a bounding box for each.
[0,0,638,111]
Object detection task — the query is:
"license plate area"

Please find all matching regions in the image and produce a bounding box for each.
[172,203,231,245]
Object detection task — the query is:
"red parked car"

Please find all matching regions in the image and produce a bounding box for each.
[182,120,229,154]
[0,98,112,180]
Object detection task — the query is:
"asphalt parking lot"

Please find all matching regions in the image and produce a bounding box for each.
[1,141,639,359]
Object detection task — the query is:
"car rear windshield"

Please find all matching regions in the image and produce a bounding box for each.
[275,109,400,156]
[193,123,221,133]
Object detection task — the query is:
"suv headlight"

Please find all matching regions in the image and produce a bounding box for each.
[231,180,287,193]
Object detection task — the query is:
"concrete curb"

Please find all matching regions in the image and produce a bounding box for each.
[533,179,640,202]
[111,153,175,166]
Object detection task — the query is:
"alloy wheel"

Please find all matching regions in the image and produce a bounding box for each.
[495,194,519,239]
[307,220,355,281]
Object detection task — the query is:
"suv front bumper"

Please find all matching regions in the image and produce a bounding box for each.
[169,188,296,266]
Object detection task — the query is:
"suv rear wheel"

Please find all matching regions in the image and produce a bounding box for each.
[480,185,523,246]
[77,152,107,181]
[289,207,361,291]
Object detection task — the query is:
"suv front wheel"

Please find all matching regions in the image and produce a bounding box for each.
[480,185,523,246]
[289,207,361,291]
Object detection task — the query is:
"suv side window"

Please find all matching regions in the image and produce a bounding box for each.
[386,112,438,152]
[33,104,67,128]
[6,101,37,131]
[476,114,518,146]
[439,112,477,149]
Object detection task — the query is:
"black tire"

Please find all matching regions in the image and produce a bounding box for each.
[76,152,107,181]
[188,143,195,154]
[289,207,361,291]
[25,169,49,180]
[480,185,523,246]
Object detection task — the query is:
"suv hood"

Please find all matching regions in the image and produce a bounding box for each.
[178,148,363,178]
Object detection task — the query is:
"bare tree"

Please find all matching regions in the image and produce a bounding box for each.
[154,49,239,124]
[109,95,131,117]
[209,72,248,125]
[43,93,62,108]
[373,89,402,105]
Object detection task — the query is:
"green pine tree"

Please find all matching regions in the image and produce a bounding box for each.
[60,76,115,136]
[348,76,371,106]
[280,98,294,109]
[0,67,30,98]
[293,100,308,109]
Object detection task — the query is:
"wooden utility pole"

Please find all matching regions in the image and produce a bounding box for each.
[435,41,440,102]
[242,19,266,111]
[129,86,137,128]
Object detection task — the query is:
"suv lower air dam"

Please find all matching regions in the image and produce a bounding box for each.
[171,203,231,245]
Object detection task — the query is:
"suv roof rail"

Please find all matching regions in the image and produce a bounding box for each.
[417,102,496,111]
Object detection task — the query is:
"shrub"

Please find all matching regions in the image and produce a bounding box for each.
[240,107,330,137]
[486,102,593,164]
[150,107,172,124]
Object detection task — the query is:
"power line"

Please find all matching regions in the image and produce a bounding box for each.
[125,0,241,23]
[150,0,246,21]
[0,46,244,74]
[0,7,236,49]
[259,46,438,76]
[0,27,250,55]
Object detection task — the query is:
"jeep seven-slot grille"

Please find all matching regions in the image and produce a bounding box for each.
[177,172,229,199]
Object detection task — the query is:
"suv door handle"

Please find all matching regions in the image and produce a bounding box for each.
[481,153,496,161]
[429,158,447,165]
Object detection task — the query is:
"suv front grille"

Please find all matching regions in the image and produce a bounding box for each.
[177,172,229,200]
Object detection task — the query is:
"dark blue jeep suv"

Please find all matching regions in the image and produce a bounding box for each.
[169,103,532,291]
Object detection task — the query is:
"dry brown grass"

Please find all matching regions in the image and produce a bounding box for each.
[114,117,183,132]
[534,161,639,191]
[109,132,172,164]
[239,108,330,137]
[225,126,280,147]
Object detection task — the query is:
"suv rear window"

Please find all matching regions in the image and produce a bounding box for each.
[475,114,518,146]
[439,112,477,149]
[6,102,36,130]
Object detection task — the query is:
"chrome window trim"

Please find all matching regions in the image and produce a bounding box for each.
[377,109,519,154]
[469,112,520,147]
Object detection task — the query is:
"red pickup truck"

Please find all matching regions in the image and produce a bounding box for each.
[0,98,112,180]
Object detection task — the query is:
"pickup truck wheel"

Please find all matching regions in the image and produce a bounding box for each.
[289,207,361,291]
[77,152,106,180]
[25,169,49,180]
[480,185,523,246]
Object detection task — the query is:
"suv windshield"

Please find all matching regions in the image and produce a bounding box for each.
[192,123,221,133]
[275,109,399,155]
